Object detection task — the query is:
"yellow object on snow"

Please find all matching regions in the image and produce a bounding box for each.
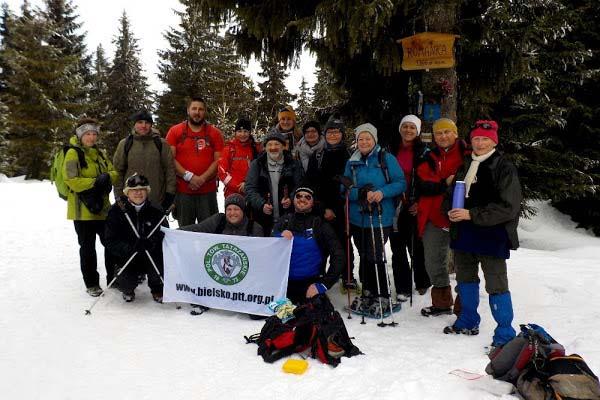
[282,359,309,375]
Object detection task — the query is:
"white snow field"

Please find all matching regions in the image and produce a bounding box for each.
[1,177,599,399]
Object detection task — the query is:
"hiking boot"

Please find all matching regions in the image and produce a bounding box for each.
[122,292,135,302]
[443,325,479,336]
[152,292,163,303]
[396,293,410,303]
[417,288,428,296]
[190,304,210,315]
[420,306,452,317]
[86,286,103,297]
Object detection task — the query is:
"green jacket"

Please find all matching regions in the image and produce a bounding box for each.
[112,130,176,206]
[63,136,118,220]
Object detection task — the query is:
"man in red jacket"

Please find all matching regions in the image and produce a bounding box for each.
[416,118,470,317]
[166,97,225,226]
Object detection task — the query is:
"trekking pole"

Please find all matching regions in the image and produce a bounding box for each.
[85,250,138,315]
[409,218,415,307]
[377,202,398,327]
[368,203,387,327]
[338,175,355,320]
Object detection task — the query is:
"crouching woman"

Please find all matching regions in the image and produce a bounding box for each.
[105,174,167,303]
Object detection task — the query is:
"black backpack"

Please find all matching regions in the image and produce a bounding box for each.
[245,294,361,367]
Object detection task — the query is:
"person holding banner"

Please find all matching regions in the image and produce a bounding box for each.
[180,193,263,237]
[444,120,522,349]
[244,131,303,236]
[274,186,344,304]
[105,174,166,303]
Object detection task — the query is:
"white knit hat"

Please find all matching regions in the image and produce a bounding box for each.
[399,114,422,136]
[354,123,378,143]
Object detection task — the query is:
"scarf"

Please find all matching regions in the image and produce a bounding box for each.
[295,136,326,171]
[464,149,496,198]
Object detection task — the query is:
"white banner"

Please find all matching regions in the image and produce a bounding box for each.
[162,228,292,316]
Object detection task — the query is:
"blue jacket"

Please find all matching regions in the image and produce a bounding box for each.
[343,145,406,228]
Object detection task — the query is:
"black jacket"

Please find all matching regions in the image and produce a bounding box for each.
[244,151,303,221]
[273,212,344,289]
[305,144,350,214]
[446,150,522,249]
[105,201,167,259]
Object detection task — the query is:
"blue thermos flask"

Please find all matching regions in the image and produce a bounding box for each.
[452,181,466,209]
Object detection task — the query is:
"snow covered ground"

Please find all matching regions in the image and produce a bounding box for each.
[1,177,599,399]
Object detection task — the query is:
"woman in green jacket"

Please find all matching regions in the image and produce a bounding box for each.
[63,118,118,297]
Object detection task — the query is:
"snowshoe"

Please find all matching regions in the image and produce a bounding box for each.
[86,286,103,297]
[420,306,452,317]
[122,292,135,302]
[346,296,401,319]
[443,325,479,336]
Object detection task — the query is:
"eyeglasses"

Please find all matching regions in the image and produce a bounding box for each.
[295,193,313,201]
[473,122,494,130]
[126,173,149,188]
[325,129,342,135]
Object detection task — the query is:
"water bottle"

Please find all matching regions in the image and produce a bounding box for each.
[452,181,466,209]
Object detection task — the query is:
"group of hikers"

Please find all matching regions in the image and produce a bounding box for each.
[61,96,522,351]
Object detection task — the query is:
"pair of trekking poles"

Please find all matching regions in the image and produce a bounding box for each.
[339,175,397,327]
[84,203,174,315]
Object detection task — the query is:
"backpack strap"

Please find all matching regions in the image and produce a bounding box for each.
[378,148,391,184]
[67,145,87,169]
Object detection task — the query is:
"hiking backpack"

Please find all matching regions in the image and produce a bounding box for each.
[486,323,600,399]
[50,145,87,200]
[245,294,361,367]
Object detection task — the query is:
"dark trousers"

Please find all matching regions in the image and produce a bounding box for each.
[175,192,218,226]
[390,210,430,294]
[328,208,355,282]
[73,220,114,288]
[351,224,391,297]
[115,250,164,295]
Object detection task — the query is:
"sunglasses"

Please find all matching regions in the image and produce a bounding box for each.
[473,122,494,130]
[126,174,149,188]
[295,193,313,200]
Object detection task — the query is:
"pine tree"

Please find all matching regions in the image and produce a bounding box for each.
[0,2,14,94]
[103,11,152,156]
[156,0,255,135]
[42,0,90,104]
[1,2,82,178]
[295,77,311,124]
[88,44,109,120]
[256,55,294,129]
[311,67,348,119]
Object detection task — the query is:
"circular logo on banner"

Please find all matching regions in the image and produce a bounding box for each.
[204,243,249,285]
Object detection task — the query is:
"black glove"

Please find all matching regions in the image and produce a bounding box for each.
[134,238,152,252]
[79,188,104,214]
[94,173,112,194]
[358,184,375,207]
[335,175,354,190]
[161,192,175,212]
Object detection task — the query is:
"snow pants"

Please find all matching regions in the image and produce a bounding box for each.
[73,220,114,288]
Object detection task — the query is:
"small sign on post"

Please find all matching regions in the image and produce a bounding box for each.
[398,32,459,71]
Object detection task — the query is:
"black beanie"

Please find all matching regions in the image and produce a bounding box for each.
[324,115,345,136]
[130,109,153,125]
[302,120,322,136]
[235,118,252,131]
[224,193,246,210]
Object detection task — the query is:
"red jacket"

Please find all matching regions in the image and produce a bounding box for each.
[416,140,470,237]
[218,138,262,198]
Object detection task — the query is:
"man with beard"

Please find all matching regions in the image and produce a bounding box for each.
[244,132,303,236]
[166,97,225,225]
[273,186,344,304]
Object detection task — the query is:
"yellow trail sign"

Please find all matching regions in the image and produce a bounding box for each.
[398,32,459,71]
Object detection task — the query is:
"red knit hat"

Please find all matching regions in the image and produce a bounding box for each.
[470,120,499,144]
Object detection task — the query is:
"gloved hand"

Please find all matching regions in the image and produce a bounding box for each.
[94,173,112,194]
[335,175,354,190]
[358,184,375,207]
[134,238,152,252]
[161,192,175,212]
